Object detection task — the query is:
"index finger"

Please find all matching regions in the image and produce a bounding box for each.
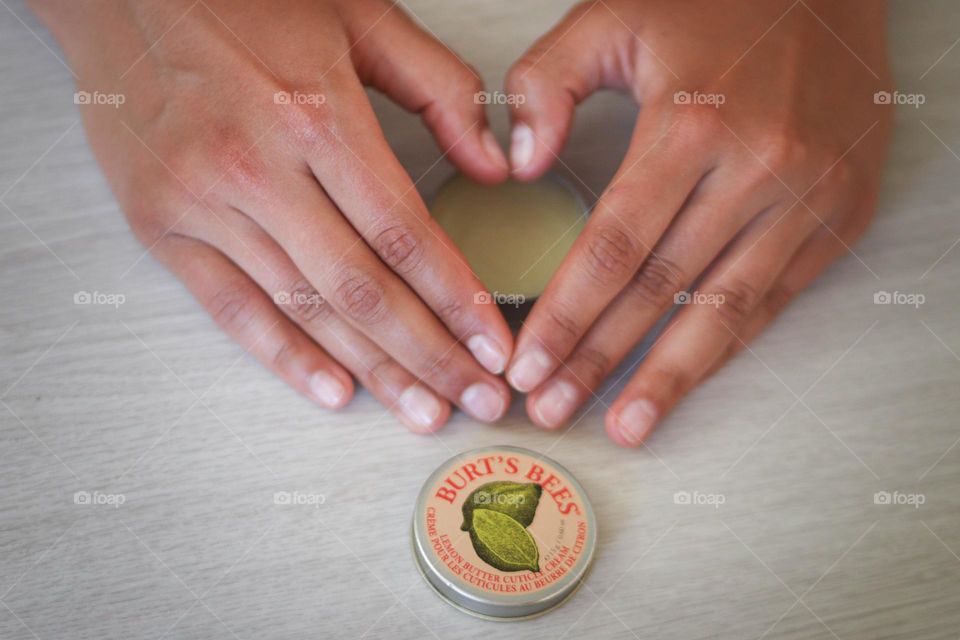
[506,107,719,392]
[248,174,511,424]
[296,71,514,375]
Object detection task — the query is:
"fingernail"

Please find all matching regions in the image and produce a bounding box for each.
[616,399,658,446]
[467,334,507,375]
[481,129,509,171]
[460,382,506,422]
[398,384,443,432]
[507,349,553,392]
[309,371,347,408]
[533,380,579,429]
[510,122,535,172]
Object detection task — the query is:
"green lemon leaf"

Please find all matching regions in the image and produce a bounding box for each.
[469,509,540,573]
[460,481,542,531]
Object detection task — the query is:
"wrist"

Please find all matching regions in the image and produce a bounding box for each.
[27,0,123,58]
[25,0,188,79]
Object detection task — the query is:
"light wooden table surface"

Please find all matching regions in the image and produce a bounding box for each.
[1,1,958,638]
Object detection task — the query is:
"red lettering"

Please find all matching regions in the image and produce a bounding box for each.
[479,456,496,474]
[445,470,468,491]
[463,463,481,482]
[436,487,457,504]
[542,474,562,493]
[526,463,544,482]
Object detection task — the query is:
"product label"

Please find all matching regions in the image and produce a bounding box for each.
[422,449,591,595]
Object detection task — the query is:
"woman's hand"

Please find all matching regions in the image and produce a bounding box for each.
[31,0,515,432]
[502,0,892,444]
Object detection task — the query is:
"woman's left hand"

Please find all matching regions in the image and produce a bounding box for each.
[501,0,893,445]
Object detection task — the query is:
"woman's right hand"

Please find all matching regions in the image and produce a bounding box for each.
[30,0,516,432]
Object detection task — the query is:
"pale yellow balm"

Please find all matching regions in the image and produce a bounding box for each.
[430,174,586,301]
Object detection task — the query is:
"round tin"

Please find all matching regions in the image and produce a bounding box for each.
[411,446,597,620]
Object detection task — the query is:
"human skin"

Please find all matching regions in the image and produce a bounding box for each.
[27,0,517,432]
[502,0,893,445]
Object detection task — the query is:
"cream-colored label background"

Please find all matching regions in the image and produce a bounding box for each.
[422,450,590,596]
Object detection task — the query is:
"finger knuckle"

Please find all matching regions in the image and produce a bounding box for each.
[174,126,268,201]
[546,304,583,344]
[584,224,641,285]
[506,57,541,91]
[423,348,457,382]
[570,346,610,389]
[209,284,257,333]
[435,298,466,328]
[507,27,580,91]
[278,97,336,149]
[713,279,760,325]
[756,129,808,172]
[362,356,395,391]
[628,256,684,308]
[217,147,268,197]
[333,272,387,324]
[372,223,423,276]
[286,281,332,323]
[270,340,298,371]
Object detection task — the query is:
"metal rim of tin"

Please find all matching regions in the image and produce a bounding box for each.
[411,445,597,621]
[429,172,590,326]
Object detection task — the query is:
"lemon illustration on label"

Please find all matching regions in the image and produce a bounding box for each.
[460,481,542,531]
[469,509,540,573]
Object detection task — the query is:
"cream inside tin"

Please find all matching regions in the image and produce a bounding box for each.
[411,446,597,620]
[430,174,587,318]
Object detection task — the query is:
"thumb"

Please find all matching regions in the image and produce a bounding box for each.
[347,3,509,184]
[504,3,629,180]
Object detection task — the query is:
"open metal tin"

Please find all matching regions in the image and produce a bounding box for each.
[429,173,589,329]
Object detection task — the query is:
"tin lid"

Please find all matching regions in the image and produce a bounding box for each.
[411,446,597,620]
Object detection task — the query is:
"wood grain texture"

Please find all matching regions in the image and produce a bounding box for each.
[1,1,958,639]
